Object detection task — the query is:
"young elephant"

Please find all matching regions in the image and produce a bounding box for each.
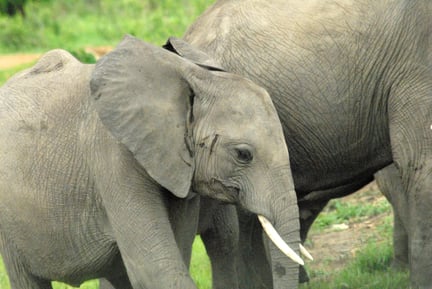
[0,36,303,289]
[184,0,432,288]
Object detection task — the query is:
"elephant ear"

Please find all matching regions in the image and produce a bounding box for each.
[163,37,225,72]
[90,35,196,198]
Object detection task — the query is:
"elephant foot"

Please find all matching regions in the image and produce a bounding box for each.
[391,258,409,272]
[299,266,310,283]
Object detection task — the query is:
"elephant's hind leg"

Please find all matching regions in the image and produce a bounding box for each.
[389,74,432,289]
[374,164,409,270]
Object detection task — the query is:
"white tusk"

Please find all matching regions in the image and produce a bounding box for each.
[257,215,305,266]
[299,244,314,261]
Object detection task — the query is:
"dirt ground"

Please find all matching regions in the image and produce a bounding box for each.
[0,53,41,69]
[0,47,112,70]
[0,52,392,282]
[304,182,391,278]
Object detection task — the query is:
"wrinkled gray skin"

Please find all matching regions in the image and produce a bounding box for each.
[375,164,409,271]
[100,200,241,289]
[184,0,432,288]
[0,35,301,289]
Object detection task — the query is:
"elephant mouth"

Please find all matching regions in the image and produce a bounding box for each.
[210,178,240,203]
[209,178,312,264]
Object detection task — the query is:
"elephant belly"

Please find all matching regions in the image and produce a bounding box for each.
[20,229,119,286]
[51,242,122,286]
[289,137,392,193]
[0,186,119,285]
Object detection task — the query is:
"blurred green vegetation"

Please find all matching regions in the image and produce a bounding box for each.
[0,0,213,53]
[70,48,96,63]
[0,62,29,83]
[0,0,27,17]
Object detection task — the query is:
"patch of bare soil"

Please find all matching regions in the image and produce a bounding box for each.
[304,182,392,279]
[0,53,41,69]
[0,46,112,70]
[84,46,112,59]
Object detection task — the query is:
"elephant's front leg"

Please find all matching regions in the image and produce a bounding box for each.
[392,209,409,270]
[167,193,200,268]
[103,185,196,288]
[389,76,432,289]
[97,165,197,288]
[236,208,273,289]
[297,200,327,283]
[199,198,240,289]
[99,195,201,289]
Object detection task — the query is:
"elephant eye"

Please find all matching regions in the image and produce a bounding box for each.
[234,145,254,164]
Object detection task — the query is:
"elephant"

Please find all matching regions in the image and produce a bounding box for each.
[0,35,305,289]
[100,199,241,289]
[183,0,432,288]
[374,164,409,271]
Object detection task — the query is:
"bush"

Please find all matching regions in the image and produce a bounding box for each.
[70,49,96,64]
[0,0,213,53]
[0,0,27,17]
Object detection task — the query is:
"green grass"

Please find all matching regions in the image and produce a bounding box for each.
[0,256,8,288]
[52,280,99,289]
[301,240,409,289]
[0,0,213,53]
[313,198,391,231]
[301,195,409,289]
[190,237,212,289]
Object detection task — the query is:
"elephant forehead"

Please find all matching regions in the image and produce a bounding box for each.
[234,93,281,128]
[220,78,278,118]
[206,72,285,140]
[210,102,285,143]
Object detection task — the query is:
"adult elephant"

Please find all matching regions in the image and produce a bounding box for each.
[183,0,432,288]
[0,35,304,289]
[374,163,410,271]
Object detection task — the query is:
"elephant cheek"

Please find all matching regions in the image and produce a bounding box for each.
[192,178,238,203]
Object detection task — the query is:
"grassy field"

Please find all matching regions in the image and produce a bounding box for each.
[0,1,409,288]
[300,190,409,289]
[0,0,213,53]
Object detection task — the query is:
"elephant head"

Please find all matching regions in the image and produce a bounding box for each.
[91,35,303,285]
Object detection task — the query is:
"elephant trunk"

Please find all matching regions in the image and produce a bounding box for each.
[265,199,302,288]
[243,167,303,288]
[258,215,304,266]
